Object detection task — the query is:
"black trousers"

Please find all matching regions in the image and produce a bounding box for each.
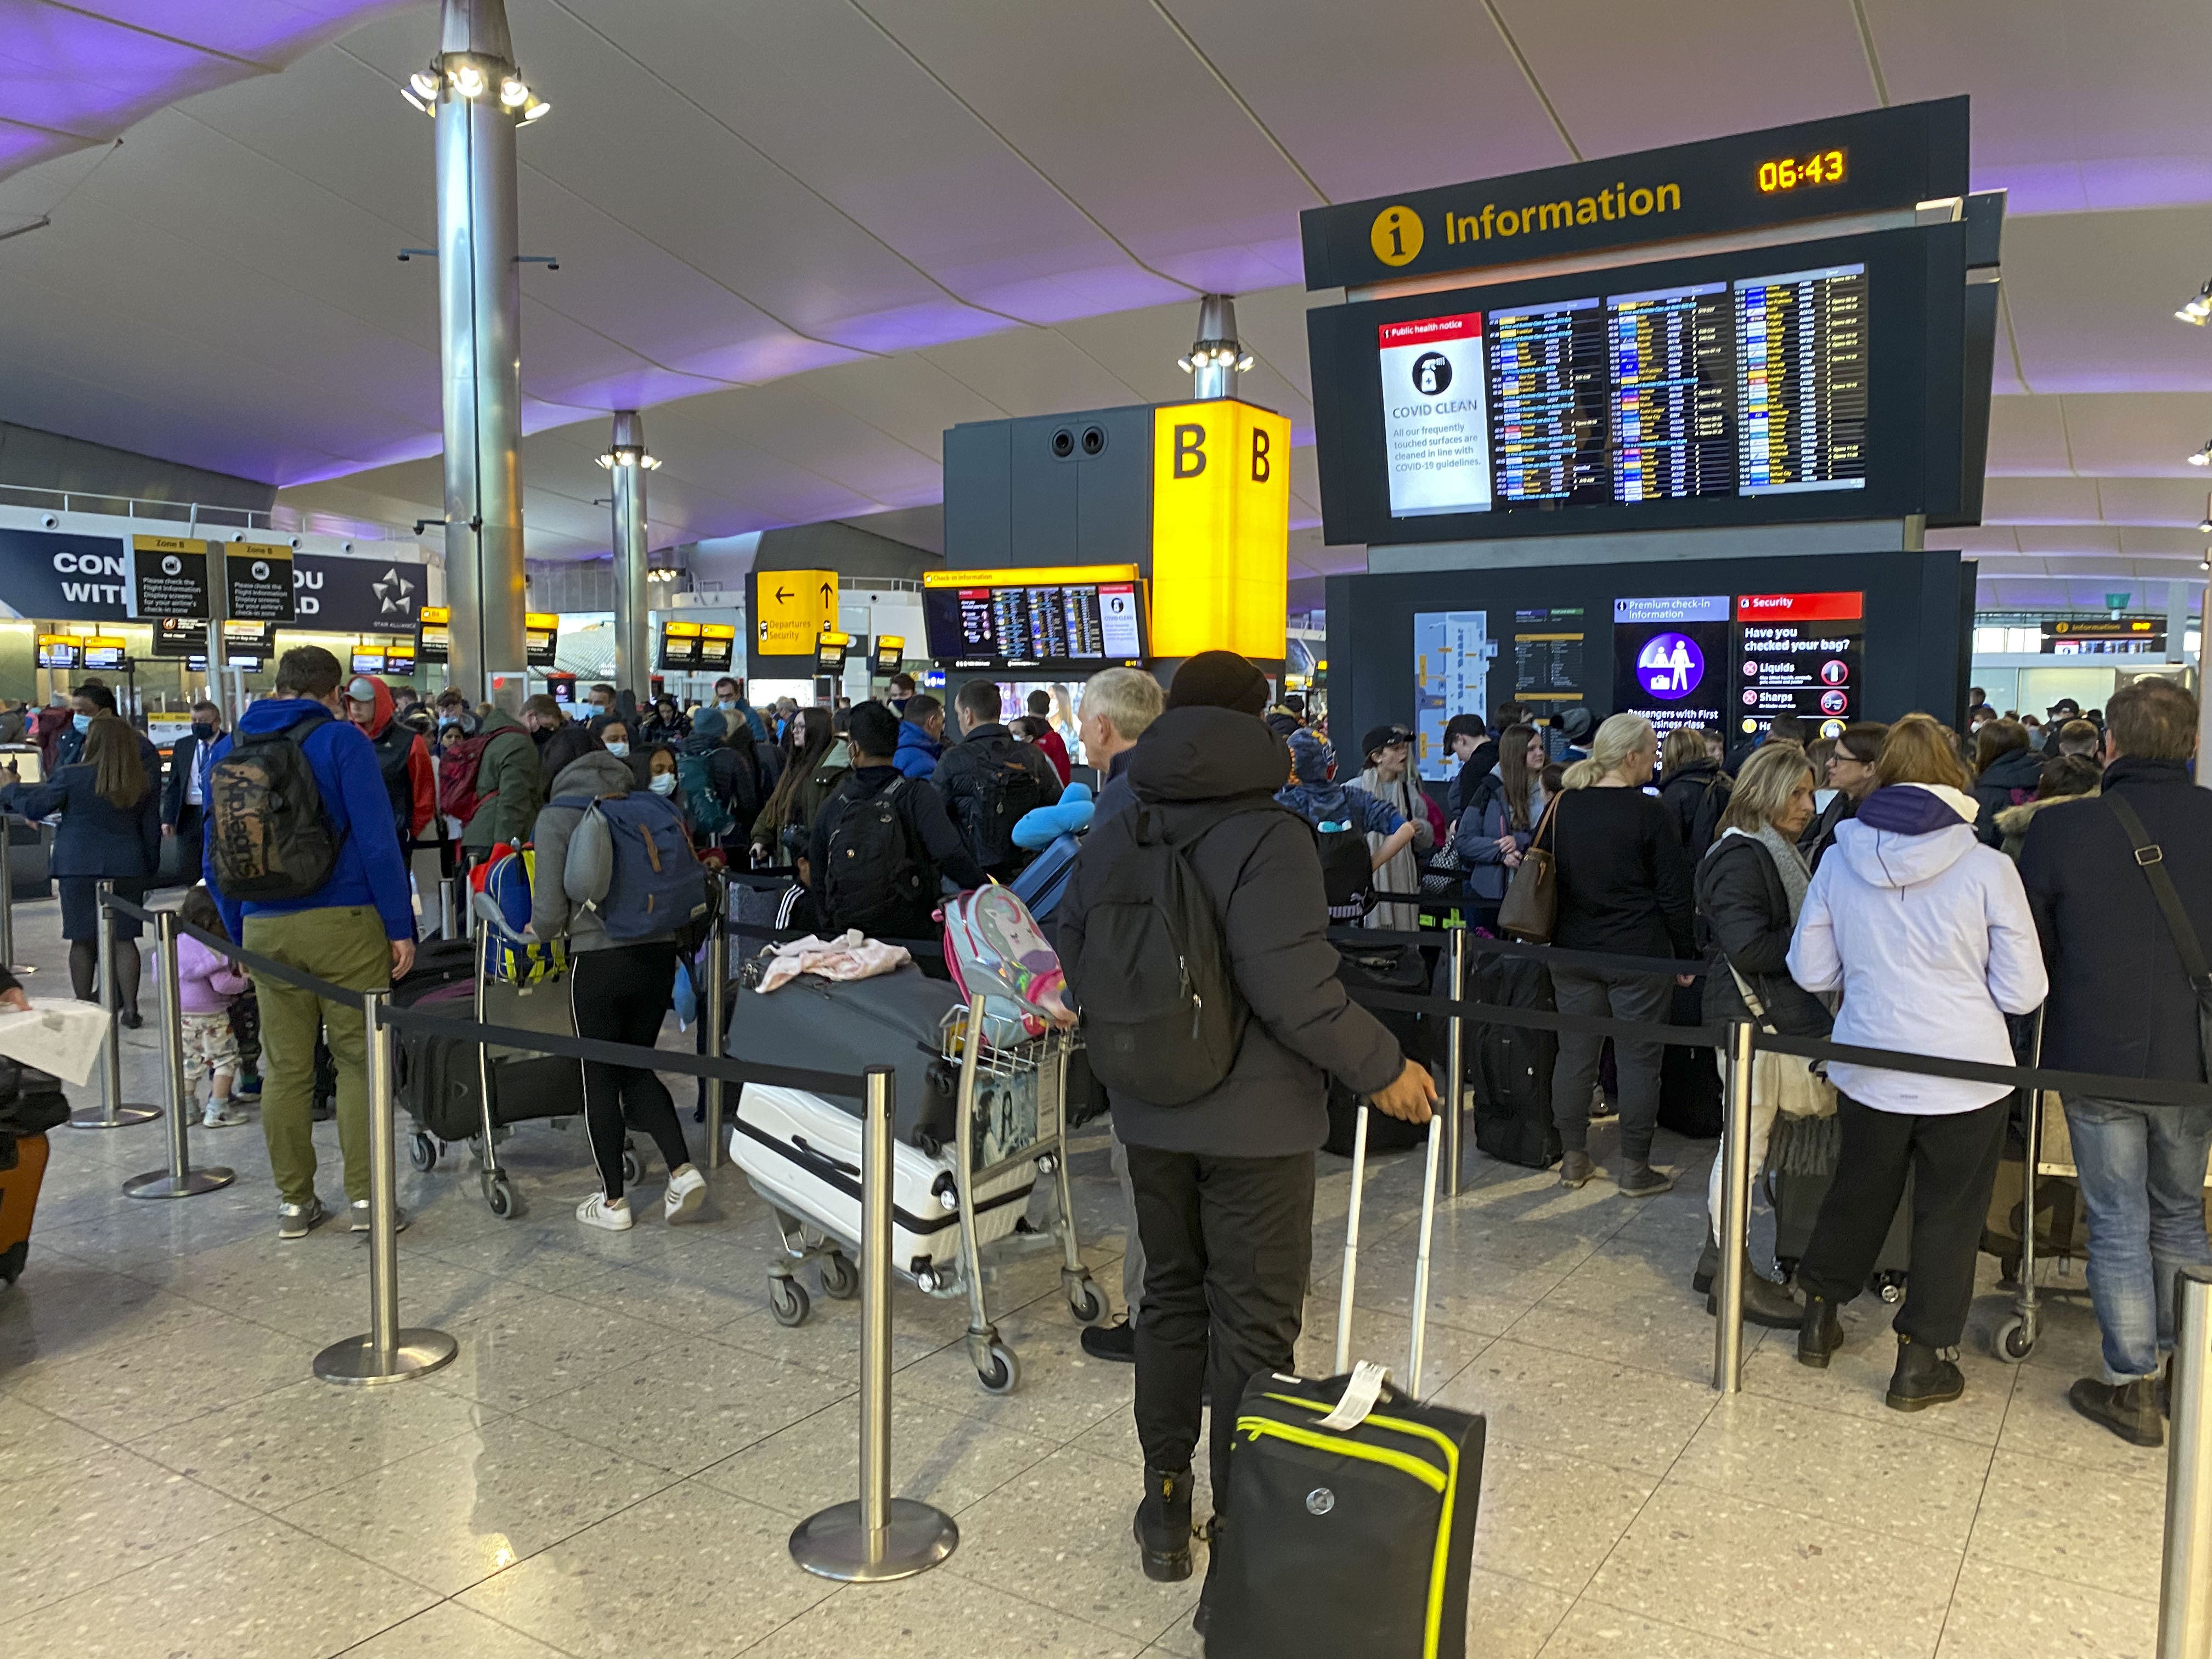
[569,941,691,1201]
[1127,1145,1315,1505]
[171,804,205,889]
[1797,1092,2007,1348]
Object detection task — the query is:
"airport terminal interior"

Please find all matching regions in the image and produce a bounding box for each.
[0,4,2207,1657]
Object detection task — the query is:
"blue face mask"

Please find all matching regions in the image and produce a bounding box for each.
[71,713,91,733]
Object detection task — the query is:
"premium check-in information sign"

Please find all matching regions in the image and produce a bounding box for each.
[1379,313,1491,517]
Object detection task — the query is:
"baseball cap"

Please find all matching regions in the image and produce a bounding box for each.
[1361,723,1414,759]
[344,676,379,706]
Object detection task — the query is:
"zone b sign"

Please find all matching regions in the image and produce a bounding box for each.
[1150,399,1291,661]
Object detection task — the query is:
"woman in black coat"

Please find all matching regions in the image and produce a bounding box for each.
[1968,720,2043,847]
[1694,738,1831,1328]
[0,712,161,1023]
[1657,726,1731,863]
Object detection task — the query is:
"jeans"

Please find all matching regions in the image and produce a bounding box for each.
[1550,967,1671,1164]
[2063,1093,2212,1382]
[1126,1146,1314,1504]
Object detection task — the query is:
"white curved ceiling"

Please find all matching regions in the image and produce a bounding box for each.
[0,0,2208,610]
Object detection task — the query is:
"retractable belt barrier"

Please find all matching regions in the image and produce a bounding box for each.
[1328,924,1706,981]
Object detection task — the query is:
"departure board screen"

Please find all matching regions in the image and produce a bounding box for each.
[1488,300,1607,505]
[921,576,1148,668]
[1606,283,1733,503]
[1735,263,1868,494]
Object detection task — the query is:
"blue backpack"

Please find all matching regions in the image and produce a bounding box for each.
[549,791,709,944]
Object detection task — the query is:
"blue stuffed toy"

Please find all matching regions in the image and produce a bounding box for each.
[1012,780,1093,849]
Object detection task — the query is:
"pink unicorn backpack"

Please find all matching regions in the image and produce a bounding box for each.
[939,885,1073,1047]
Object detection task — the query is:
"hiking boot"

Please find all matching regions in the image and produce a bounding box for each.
[1691,1235,1720,1295]
[2068,1376,2164,1447]
[1558,1150,1595,1189]
[1797,1293,1844,1368]
[1886,1335,1965,1412]
[1193,1520,1223,1636]
[1706,1251,1804,1329]
[1133,1466,1195,1582]
[278,1197,328,1241]
[1081,1318,1137,1364]
[1617,1161,1674,1198]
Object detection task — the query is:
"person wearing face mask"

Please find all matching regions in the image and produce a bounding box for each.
[55,680,110,769]
[583,683,619,732]
[642,744,687,825]
[597,719,640,785]
[161,700,224,889]
[712,675,771,746]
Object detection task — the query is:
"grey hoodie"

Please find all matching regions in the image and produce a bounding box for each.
[528,751,658,952]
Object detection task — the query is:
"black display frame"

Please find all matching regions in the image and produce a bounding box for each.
[1307,222,1967,546]
[918,578,1151,672]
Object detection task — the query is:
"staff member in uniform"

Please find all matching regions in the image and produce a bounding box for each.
[162,700,223,888]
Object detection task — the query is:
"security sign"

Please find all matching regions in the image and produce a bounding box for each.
[752,568,837,659]
[1149,399,1291,661]
[227,544,296,623]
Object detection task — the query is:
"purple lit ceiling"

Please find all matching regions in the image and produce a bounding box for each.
[0,0,2208,603]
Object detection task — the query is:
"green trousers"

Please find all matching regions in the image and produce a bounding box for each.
[243,906,393,1207]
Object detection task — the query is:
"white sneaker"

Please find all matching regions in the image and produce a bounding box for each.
[577,1193,633,1232]
[663,1165,707,1225]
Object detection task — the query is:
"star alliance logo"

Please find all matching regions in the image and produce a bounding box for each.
[374,567,417,617]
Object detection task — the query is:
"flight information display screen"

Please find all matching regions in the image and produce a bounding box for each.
[1306,224,1963,543]
[921,574,1148,668]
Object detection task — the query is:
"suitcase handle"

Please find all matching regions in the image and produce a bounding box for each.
[791,1134,860,1178]
[1333,1103,1445,1398]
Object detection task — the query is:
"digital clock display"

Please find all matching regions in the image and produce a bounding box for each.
[1758,149,1846,193]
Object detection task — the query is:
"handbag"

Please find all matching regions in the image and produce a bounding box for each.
[1421,830,1463,898]
[1495,793,1561,943]
[2104,794,2212,1074]
[1726,963,1837,1119]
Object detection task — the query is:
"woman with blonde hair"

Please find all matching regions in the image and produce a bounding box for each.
[1789,712,2046,1411]
[1544,712,1697,1193]
[1692,740,1829,1327]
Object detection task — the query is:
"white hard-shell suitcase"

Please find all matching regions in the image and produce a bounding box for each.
[729,1082,1036,1290]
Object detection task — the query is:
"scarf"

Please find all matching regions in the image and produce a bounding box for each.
[1751,820,1813,923]
[1358,765,1423,933]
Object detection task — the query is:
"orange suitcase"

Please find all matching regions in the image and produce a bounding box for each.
[0,1130,50,1286]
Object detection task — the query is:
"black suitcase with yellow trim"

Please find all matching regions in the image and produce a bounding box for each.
[1206,1108,1485,1659]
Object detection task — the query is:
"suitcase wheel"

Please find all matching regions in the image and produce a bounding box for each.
[1990,1314,2035,1364]
[817,1253,859,1301]
[409,1132,438,1173]
[1067,1277,1107,1326]
[1872,1271,1906,1304]
[769,1274,811,1327]
[975,1341,1019,1396]
[620,1145,647,1188]
[481,1169,523,1220]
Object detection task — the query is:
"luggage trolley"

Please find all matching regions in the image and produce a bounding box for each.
[1991,1008,2081,1363]
[758,998,1107,1395]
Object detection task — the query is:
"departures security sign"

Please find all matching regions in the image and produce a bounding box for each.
[752,568,837,661]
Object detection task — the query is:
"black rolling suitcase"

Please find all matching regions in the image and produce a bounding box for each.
[1469,952,1560,1169]
[1657,981,1722,1138]
[1208,1106,1484,1659]
[1767,1114,1912,1296]
[1324,939,1432,1156]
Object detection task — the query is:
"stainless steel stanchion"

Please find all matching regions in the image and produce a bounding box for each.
[791,1065,959,1581]
[0,821,33,976]
[314,989,457,1386]
[438,875,458,941]
[705,906,730,1171]
[1333,1105,1370,1376]
[2159,1265,2212,1659]
[1711,1018,1757,1394]
[1442,925,1468,1197]
[123,907,233,1199]
[1406,1109,1444,1396]
[70,880,159,1128]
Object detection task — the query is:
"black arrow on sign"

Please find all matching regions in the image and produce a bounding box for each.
[775,586,793,604]
[819,582,834,604]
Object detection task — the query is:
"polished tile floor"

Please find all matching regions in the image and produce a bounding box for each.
[0,902,2172,1658]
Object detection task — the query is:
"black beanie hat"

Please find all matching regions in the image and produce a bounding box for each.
[1166,650,1270,716]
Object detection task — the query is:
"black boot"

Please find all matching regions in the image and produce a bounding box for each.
[1691,1236,1719,1295]
[1706,1252,1803,1330]
[1797,1294,1844,1368]
[1133,1466,1194,1582]
[1885,1334,1965,1412]
[2068,1376,2164,1447]
[1192,1518,1223,1637]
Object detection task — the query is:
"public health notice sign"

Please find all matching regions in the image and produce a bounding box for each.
[1379,312,1491,518]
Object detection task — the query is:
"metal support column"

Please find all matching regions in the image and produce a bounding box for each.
[314,990,458,1385]
[0,823,30,976]
[1712,1019,1757,1393]
[431,0,531,711]
[70,881,158,1129]
[607,410,653,695]
[791,1066,958,1581]
[123,907,233,1198]
[1442,926,1467,1196]
[705,905,729,1170]
[2160,1266,2212,1658]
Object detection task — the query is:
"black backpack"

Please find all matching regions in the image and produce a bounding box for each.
[207,709,343,902]
[1065,798,1276,1107]
[368,720,415,844]
[1314,825,1374,921]
[822,779,926,936]
[948,737,1045,869]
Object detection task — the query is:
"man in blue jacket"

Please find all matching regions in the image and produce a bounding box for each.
[205,646,416,1240]
[892,693,945,778]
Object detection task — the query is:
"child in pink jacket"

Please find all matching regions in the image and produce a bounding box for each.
[177,885,249,1127]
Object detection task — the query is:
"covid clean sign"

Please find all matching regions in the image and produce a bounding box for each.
[1379,312,1491,519]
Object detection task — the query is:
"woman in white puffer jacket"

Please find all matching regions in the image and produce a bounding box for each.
[1787,713,2047,1413]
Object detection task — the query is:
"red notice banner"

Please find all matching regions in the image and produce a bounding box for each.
[1735,591,1864,622]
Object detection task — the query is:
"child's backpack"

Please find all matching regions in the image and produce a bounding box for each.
[471,845,565,985]
[939,885,1070,1047]
[676,750,735,838]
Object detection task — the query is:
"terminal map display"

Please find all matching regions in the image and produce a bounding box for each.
[921,570,1147,668]
[1413,610,1489,782]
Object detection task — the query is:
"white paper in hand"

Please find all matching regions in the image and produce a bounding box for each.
[0,1000,111,1085]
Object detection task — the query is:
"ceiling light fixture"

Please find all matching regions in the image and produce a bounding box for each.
[499,76,529,109]
[2191,440,2212,468]
[409,70,439,100]
[452,64,486,99]
[521,97,551,123]
[2199,494,2212,535]
[401,88,431,115]
[2178,280,2212,325]
[596,444,659,471]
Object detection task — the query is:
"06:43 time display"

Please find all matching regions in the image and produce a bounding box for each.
[1757,149,1846,192]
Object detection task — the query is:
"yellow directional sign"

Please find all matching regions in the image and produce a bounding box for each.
[753,568,838,657]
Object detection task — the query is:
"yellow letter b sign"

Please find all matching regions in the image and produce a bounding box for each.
[1149,399,1291,662]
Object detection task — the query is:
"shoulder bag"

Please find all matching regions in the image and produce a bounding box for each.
[1725,962,1837,1118]
[1496,792,1562,943]
[2104,794,2212,1075]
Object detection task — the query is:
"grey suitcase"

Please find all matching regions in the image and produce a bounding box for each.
[726,960,963,1149]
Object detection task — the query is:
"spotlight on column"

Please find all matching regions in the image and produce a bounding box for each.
[453,64,486,99]
[595,443,659,471]
[1180,295,1251,400]
[2190,439,2212,468]
[499,75,530,109]
[2176,280,2212,325]
[2199,495,2212,535]
[521,96,551,123]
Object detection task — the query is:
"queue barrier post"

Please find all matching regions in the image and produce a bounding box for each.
[1711,1018,1756,1395]
[0,820,31,977]
[313,989,458,1386]
[69,880,159,1130]
[790,1064,959,1581]
[1442,925,1468,1197]
[2160,1266,2212,1658]
[123,905,233,1199]
[706,896,730,1171]
[439,876,458,942]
